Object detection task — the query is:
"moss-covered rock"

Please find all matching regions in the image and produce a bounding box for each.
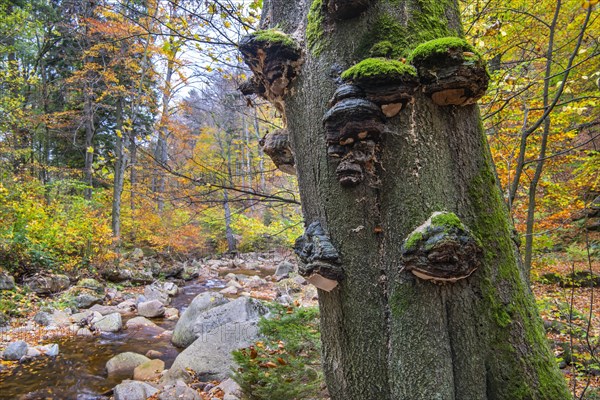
[341,58,417,82]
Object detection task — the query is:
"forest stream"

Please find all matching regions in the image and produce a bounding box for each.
[0,279,227,400]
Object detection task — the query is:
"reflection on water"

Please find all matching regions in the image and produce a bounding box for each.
[0,280,220,400]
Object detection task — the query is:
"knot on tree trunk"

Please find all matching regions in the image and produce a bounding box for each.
[401,212,483,283]
[294,221,343,291]
[409,37,489,106]
[239,29,303,113]
[259,129,296,175]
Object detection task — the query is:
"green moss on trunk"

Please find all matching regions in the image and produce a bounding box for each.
[341,58,417,81]
[306,0,325,55]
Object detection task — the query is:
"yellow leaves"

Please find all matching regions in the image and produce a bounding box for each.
[116,129,123,138]
[583,0,598,8]
[86,147,94,154]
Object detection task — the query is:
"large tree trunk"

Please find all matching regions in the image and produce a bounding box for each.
[248,1,570,399]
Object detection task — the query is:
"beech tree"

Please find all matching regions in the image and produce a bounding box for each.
[240,1,570,399]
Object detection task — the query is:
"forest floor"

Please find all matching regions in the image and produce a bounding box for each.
[531,258,600,399]
[0,252,598,399]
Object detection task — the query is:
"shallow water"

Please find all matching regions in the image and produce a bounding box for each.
[0,279,224,400]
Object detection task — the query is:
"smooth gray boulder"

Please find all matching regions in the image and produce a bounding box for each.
[70,310,101,324]
[171,293,228,348]
[113,380,158,400]
[92,312,122,332]
[163,282,178,296]
[172,296,267,348]
[275,261,295,280]
[0,271,15,290]
[164,320,261,382]
[137,300,165,318]
[39,343,59,356]
[144,284,170,305]
[33,311,52,326]
[158,380,201,400]
[75,294,102,309]
[106,352,151,377]
[3,341,28,361]
[126,316,161,330]
[24,274,70,295]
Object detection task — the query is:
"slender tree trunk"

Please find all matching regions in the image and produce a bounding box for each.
[223,189,236,253]
[256,1,570,399]
[154,37,176,214]
[112,97,126,239]
[253,109,266,192]
[83,87,95,200]
[523,1,561,273]
[129,137,137,211]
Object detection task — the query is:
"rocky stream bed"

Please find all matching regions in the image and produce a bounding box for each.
[0,251,315,400]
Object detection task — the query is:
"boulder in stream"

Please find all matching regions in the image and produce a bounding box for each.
[113,380,158,400]
[164,319,261,383]
[106,352,151,377]
[133,359,164,381]
[172,296,267,348]
[144,284,170,305]
[170,292,227,348]
[92,312,122,332]
[3,340,28,361]
[126,316,161,330]
[158,380,201,400]
[137,300,165,318]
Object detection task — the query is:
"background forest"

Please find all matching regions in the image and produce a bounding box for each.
[0,0,597,277]
[0,0,598,397]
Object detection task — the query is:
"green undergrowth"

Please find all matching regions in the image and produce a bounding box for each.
[232,304,323,400]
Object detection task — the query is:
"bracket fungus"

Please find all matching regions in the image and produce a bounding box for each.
[294,221,343,291]
[409,37,489,106]
[239,29,303,111]
[326,0,370,20]
[341,58,419,117]
[323,96,386,148]
[259,129,296,175]
[335,140,377,187]
[400,212,483,283]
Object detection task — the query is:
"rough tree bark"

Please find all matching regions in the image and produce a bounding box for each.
[240,1,570,399]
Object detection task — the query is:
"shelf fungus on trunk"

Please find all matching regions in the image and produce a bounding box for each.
[259,129,296,175]
[400,212,483,283]
[324,97,386,147]
[294,221,343,291]
[409,37,489,106]
[239,29,303,112]
[335,140,377,187]
[326,0,370,20]
[341,58,419,118]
